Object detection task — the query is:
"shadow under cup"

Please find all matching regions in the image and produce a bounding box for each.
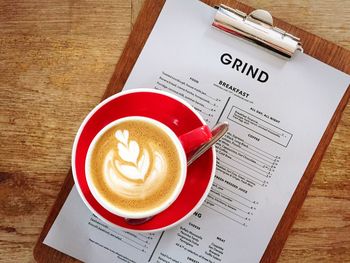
[72,89,215,232]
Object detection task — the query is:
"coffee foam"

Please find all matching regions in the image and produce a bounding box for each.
[89,119,181,213]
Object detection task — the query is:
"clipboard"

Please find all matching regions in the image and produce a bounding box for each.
[33,0,350,262]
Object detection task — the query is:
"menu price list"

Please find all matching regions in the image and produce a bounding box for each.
[153,218,225,263]
[155,71,228,127]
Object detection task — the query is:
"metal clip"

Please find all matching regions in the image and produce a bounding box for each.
[213,5,303,58]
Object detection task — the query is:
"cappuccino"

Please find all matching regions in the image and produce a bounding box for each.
[88,118,183,215]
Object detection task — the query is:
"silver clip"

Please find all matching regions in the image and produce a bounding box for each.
[213,5,303,58]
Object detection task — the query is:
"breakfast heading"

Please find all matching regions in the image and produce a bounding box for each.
[220,53,269,83]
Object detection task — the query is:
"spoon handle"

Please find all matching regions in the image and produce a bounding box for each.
[187,122,229,166]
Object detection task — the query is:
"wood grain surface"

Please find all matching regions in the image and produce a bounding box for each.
[0,0,349,262]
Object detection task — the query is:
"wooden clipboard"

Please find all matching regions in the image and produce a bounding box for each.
[33,0,350,262]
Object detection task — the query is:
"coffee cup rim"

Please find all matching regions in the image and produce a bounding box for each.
[72,88,216,232]
[85,116,188,219]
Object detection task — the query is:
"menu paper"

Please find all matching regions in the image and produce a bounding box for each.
[44,0,350,262]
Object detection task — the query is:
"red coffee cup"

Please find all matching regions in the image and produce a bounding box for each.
[72,89,216,232]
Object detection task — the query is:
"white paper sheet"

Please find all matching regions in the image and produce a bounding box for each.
[44,0,349,262]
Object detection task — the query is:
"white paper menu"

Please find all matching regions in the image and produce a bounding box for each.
[44,0,349,262]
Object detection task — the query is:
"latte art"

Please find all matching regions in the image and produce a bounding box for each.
[114,129,152,181]
[88,119,182,214]
[103,129,168,199]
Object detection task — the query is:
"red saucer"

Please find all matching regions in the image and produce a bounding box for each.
[72,89,215,232]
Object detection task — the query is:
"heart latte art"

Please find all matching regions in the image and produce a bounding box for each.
[88,119,182,214]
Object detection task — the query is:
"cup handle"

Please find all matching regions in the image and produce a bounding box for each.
[178,125,212,154]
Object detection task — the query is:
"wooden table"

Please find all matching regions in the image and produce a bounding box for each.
[0,0,349,262]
